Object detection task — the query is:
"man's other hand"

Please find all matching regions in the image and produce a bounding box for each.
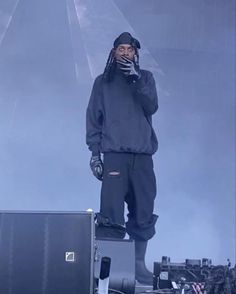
[90,155,103,181]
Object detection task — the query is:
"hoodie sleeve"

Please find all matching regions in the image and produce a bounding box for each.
[132,70,158,116]
[86,76,103,155]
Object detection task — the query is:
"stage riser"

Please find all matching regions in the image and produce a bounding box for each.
[0,211,94,294]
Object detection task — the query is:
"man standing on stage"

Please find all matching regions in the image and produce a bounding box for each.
[86,32,158,285]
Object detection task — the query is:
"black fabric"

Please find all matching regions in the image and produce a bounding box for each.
[96,153,158,241]
[113,32,141,49]
[86,69,158,155]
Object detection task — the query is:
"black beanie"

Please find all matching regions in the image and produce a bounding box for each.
[113,32,141,49]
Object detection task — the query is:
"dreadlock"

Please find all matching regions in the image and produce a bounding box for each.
[102,49,116,83]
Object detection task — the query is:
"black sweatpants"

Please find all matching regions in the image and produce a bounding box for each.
[96,152,158,241]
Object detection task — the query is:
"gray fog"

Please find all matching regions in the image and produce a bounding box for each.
[0,0,235,267]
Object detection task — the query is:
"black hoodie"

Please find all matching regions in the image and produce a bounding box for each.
[86,69,158,155]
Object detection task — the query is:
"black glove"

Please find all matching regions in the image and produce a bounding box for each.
[90,155,103,181]
[116,56,141,81]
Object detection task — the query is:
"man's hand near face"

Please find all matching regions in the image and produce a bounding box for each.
[116,56,141,81]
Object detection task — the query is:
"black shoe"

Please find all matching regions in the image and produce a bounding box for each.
[135,260,153,285]
[135,240,153,285]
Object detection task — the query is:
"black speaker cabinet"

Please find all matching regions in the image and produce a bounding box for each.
[94,238,135,294]
[0,211,94,294]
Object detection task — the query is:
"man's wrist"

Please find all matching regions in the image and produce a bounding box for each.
[92,150,100,156]
[90,144,100,156]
